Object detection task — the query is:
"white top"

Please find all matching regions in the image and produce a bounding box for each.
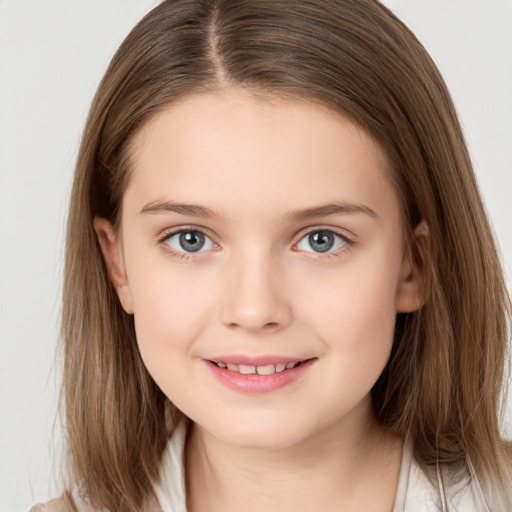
[154,421,490,512]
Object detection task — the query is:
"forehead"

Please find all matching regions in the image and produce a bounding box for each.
[124,89,399,222]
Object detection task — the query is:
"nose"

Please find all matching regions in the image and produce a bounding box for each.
[220,250,293,333]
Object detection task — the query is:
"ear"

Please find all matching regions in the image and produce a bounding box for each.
[93,217,134,314]
[395,220,428,313]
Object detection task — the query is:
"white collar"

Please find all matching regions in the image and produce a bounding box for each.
[153,420,188,512]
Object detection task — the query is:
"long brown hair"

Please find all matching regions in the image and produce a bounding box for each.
[62,0,512,510]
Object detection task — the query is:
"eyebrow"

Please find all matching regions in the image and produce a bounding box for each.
[140,200,222,218]
[140,200,377,221]
[287,202,378,222]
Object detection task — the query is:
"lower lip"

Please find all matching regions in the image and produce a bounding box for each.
[206,359,316,394]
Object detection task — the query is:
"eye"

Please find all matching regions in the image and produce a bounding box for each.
[296,229,348,253]
[163,229,215,253]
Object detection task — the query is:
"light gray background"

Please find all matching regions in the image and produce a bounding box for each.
[1,1,511,510]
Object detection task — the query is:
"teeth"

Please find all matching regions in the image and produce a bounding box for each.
[239,365,256,374]
[256,364,275,376]
[215,361,301,375]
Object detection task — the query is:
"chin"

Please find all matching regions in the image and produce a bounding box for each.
[198,414,316,451]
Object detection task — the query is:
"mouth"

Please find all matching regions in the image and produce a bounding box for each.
[206,357,316,393]
[208,359,307,376]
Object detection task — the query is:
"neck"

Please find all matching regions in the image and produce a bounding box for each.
[185,400,402,512]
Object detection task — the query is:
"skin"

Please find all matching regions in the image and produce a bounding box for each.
[95,88,424,512]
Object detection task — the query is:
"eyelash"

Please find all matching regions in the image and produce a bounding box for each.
[158,226,354,261]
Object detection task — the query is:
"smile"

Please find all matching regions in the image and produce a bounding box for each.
[207,357,316,393]
[212,360,303,375]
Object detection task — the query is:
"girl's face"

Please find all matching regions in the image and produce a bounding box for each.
[96,89,422,450]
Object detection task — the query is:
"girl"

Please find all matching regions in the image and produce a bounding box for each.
[31,0,512,511]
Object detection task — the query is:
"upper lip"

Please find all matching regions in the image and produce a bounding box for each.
[207,355,315,366]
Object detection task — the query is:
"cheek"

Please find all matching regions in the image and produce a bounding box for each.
[126,258,217,370]
[128,267,219,410]
[296,248,402,381]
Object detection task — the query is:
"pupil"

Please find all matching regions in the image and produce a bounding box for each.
[180,231,204,252]
[309,231,334,253]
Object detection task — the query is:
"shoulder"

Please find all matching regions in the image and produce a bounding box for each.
[396,438,490,511]
[29,495,75,512]
[29,489,163,512]
[406,459,490,512]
